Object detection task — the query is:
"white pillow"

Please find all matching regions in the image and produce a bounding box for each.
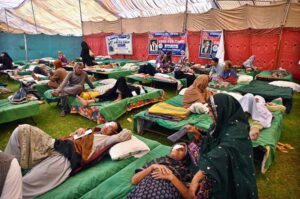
[109,136,150,160]
[269,81,300,92]
[237,75,253,83]
[219,90,243,101]
[100,78,117,85]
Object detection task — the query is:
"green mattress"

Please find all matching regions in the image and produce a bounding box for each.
[43,81,164,122]
[208,81,249,92]
[33,84,50,98]
[92,68,138,79]
[232,80,293,112]
[38,135,170,199]
[237,69,260,78]
[256,70,293,81]
[133,95,213,132]
[69,85,164,122]
[13,60,29,66]
[133,94,284,173]
[252,111,283,172]
[0,99,40,124]
[127,72,198,89]
[95,59,141,66]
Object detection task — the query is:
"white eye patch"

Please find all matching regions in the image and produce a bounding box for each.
[172,144,185,151]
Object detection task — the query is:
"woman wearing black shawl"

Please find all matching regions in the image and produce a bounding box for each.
[188,93,258,199]
[0,52,13,70]
[80,41,95,67]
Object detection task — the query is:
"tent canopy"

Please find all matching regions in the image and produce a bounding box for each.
[0,0,298,36]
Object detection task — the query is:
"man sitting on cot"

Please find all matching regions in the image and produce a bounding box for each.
[52,62,95,116]
[220,60,237,84]
[4,121,131,199]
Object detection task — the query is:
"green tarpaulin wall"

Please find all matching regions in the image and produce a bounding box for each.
[0,32,82,61]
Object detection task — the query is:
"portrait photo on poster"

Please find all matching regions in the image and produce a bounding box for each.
[149,39,159,52]
[201,40,212,55]
[108,40,114,53]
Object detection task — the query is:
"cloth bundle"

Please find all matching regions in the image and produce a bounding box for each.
[188,102,209,114]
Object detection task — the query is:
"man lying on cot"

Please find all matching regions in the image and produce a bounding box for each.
[76,76,146,106]
[4,121,131,199]
[52,62,95,116]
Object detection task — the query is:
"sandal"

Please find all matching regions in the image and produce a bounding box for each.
[276,145,288,153]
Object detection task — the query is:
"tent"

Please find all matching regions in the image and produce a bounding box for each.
[0,0,299,78]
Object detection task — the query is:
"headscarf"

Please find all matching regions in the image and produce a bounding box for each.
[81,41,89,50]
[183,74,211,108]
[53,60,62,69]
[1,52,13,62]
[209,93,249,137]
[197,93,257,199]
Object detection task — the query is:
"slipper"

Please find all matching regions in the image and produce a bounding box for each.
[276,145,288,153]
[283,144,295,150]
[278,142,295,150]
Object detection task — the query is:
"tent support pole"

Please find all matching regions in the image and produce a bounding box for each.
[78,0,84,37]
[30,0,38,33]
[4,9,9,32]
[275,1,291,69]
[24,34,28,61]
[182,0,188,32]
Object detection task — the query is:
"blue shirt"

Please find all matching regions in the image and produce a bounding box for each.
[210,64,224,77]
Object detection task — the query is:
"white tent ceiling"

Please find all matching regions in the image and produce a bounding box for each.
[0,0,296,36]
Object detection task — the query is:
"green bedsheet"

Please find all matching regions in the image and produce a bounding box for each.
[133,94,284,173]
[80,145,170,199]
[232,80,293,112]
[133,95,212,132]
[208,81,249,92]
[13,60,29,66]
[237,69,260,78]
[95,59,141,66]
[127,72,196,89]
[38,135,170,199]
[70,86,164,122]
[126,75,154,84]
[256,70,293,81]
[0,99,40,124]
[33,83,50,97]
[92,68,138,79]
[252,111,283,172]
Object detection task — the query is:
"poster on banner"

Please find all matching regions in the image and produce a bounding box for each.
[148,32,187,56]
[106,34,132,55]
[199,30,224,60]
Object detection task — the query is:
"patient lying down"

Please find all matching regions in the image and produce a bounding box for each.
[4,121,131,199]
[77,76,145,106]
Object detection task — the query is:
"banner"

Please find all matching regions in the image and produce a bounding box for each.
[199,30,224,60]
[106,34,132,55]
[148,32,187,56]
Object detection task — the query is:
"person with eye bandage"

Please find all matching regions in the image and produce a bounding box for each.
[178,94,258,199]
[127,143,195,199]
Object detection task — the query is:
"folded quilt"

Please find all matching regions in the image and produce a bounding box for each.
[148,102,189,120]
